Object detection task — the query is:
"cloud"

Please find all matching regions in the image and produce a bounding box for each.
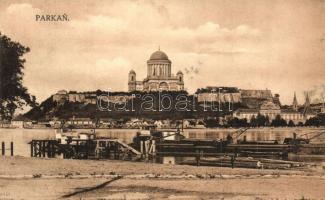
[70,15,126,33]
[0,1,323,105]
[59,12,262,54]
[95,57,130,77]
[6,3,40,14]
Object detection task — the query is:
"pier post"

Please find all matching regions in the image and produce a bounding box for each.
[1,142,5,156]
[195,150,200,166]
[42,141,46,157]
[10,142,13,156]
[76,140,79,158]
[47,141,50,158]
[39,141,42,157]
[31,141,34,157]
[114,142,118,159]
[140,141,144,156]
[51,141,55,158]
[152,140,156,156]
[37,141,40,157]
[85,140,89,159]
[33,141,37,157]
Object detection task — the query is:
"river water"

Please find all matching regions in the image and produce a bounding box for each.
[0,127,324,157]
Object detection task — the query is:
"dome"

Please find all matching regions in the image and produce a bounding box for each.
[149,50,169,60]
[177,71,183,74]
[129,69,136,74]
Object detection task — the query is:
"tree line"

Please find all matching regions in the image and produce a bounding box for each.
[205,114,325,128]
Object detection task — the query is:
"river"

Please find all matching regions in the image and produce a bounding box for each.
[0,127,324,157]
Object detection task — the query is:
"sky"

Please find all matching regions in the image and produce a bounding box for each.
[0,0,324,106]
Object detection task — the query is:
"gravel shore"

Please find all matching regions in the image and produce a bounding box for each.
[0,156,324,199]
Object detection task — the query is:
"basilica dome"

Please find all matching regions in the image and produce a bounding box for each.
[149,50,169,60]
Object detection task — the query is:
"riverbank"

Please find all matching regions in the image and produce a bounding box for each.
[0,156,324,199]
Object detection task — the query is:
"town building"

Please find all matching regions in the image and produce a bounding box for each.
[240,89,274,108]
[66,117,95,128]
[196,87,275,108]
[196,87,241,104]
[52,90,68,104]
[128,49,184,92]
[52,90,132,105]
[233,92,314,125]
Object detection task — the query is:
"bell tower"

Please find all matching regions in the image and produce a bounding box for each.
[176,71,184,90]
[128,70,136,91]
[292,92,298,111]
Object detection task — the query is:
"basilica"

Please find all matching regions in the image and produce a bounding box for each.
[128,50,184,92]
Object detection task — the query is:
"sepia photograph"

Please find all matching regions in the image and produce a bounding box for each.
[0,0,325,199]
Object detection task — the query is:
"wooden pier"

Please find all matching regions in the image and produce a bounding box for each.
[30,138,141,160]
[29,129,325,164]
[30,140,58,158]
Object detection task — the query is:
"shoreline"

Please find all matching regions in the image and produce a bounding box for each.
[1,156,325,199]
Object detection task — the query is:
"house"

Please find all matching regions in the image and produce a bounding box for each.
[11,115,28,128]
[195,119,206,128]
[49,119,62,128]
[154,120,163,129]
[11,120,24,128]
[36,121,51,128]
[0,120,11,128]
[233,97,312,125]
[66,117,94,128]
[182,119,196,128]
[99,118,115,128]
[161,119,171,129]
[126,118,143,128]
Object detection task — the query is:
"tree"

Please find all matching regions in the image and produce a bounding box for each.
[265,115,270,126]
[204,118,219,128]
[271,114,287,127]
[256,113,268,127]
[228,117,248,128]
[305,117,321,127]
[250,115,257,127]
[0,33,37,119]
[288,120,295,127]
[297,122,304,126]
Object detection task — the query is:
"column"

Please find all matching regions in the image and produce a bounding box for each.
[149,64,152,77]
[163,65,165,77]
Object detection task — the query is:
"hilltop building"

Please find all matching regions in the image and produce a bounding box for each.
[196,87,275,107]
[232,92,315,125]
[52,90,133,105]
[128,49,184,92]
[196,87,241,104]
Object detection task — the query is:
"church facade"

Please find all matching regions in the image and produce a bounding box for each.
[128,50,184,92]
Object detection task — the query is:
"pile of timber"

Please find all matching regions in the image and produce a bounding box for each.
[156,139,227,156]
[181,156,306,170]
[226,144,291,158]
